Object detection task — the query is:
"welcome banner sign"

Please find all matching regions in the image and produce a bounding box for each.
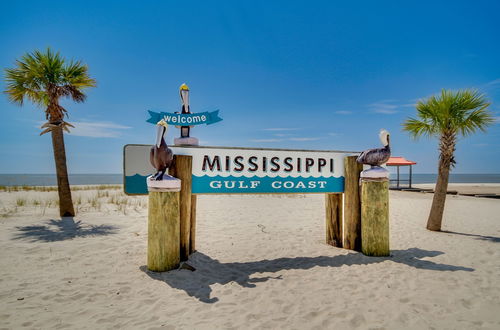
[124,145,357,195]
[146,110,222,126]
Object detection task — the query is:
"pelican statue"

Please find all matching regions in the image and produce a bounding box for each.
[174,83,199,146]
[357,129,391,177]
[179,83,192,138]
[150,119,174,181]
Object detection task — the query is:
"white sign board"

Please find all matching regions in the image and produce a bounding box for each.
[124,145,358,195]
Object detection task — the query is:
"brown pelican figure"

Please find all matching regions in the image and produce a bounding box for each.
[150,119,174,180]
[357,129,391,168]
[179,83,192,138]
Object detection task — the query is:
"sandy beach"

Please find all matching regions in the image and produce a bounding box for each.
[413,183,500,196]
[1,186,499,329]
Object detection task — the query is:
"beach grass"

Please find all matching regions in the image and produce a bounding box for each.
[0,184,122,192]
[1,185,146,216]
[0,207,17,218]
[16,197,27,206]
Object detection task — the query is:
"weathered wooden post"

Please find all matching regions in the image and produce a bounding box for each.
[361,178,389,256]
[190,194,197,254]
[343,156,363,251]
[325,193,343,247]
[147,181,181,272]
[170,155,193,261]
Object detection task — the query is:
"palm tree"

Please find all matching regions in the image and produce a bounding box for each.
[4,48,96,217]
[403,89,494,231]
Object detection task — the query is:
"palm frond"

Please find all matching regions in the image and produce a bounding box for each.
[402,117,437,139]
[403,88,493,139]
[459,105,495,136]
[3,48,96,123]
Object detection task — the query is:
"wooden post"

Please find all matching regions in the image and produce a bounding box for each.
[409,165,412,188]
[344,156,363,251]
[189,195,197,254]
[361,178,389,256]
[170,155,193,261]
[325,193,343,247]
[148,191,180,271]
[396,166,400,189]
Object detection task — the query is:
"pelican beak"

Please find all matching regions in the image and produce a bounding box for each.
[180,84,190,111]
[155,125,164,148]
[155,121,168,147]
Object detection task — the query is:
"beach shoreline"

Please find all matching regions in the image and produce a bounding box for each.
[412,183,500,195]
[2,182,500,197]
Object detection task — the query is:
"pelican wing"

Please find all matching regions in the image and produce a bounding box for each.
[357,147,390,166]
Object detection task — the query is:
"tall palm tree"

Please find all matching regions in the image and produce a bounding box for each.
[4,48,96,217]
[403,89,494,231]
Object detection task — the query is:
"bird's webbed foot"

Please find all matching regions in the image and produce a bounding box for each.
[155,171,165,181]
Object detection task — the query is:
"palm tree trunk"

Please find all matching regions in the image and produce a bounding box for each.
[426,131,455,231]
[426,157,451,231]
[50,126,75,217]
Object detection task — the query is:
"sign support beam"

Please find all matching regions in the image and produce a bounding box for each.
[170,155,193,261]
[343,156,363,251]
[325,193,343,247]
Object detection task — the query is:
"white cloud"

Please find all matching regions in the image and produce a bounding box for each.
[335,110,352,115]
[289,137,321,141]
[249,138,283,143]
[485,78,500,87]
[368,101,399,114]
[273,133,292,137]
[262,128,300,131]
[69,121,131,138]
[374,109,399,114]
[478,78,500,92]
[249,136,321,143]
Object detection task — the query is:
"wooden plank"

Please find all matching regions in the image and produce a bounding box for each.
[325,193,343,247]
[170,155,193,261]
[189,194,197,254]
[147,191,180,271]
[361,179,390,256]
[343,156,363,251]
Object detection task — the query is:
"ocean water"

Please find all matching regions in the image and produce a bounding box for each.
[0,174,122,186]
[388,173,500,184]
[0,173,499,187]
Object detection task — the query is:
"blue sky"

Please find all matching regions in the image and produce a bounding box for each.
[1,0,499,174]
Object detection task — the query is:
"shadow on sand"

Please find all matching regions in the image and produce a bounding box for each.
[442,230,500,243]
[140,248,474,303]
[13,217,118,242]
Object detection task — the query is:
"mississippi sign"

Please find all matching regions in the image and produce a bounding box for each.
[124,145,358,195]
[146,110,222,126]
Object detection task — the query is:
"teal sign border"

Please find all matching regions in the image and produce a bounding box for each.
[124,174,344,195]
[192,175,344,194]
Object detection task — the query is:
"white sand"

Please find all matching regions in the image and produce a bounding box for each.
[413,183,500,195]
[1,189,499,329]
